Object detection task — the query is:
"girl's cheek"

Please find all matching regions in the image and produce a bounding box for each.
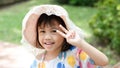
[39,36,43,42]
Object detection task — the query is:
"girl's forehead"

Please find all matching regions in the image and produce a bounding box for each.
[39,22,60,29]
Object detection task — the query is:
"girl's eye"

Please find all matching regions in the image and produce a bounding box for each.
[51,29,56,33]
[40,30,45,33]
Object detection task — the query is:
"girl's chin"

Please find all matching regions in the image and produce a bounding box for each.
[45,49,54,52]
[44,45,53,48]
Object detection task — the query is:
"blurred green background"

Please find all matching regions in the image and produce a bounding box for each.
[0,0,120,66]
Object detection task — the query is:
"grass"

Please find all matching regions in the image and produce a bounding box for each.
[0,0,97,44]
[0,0,52,44]
[0,0,119,65]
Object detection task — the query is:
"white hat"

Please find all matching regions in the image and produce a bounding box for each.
[21,5,84,48]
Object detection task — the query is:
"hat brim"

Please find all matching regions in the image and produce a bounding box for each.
[23,14,40,48]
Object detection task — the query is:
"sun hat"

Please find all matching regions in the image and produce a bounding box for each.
[21,4,84,49]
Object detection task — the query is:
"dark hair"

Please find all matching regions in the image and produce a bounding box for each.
[36,13,72,51]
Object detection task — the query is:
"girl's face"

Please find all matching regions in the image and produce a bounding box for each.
[38,20,64,52]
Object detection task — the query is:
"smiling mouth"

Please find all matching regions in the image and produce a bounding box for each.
[44,42,55,46]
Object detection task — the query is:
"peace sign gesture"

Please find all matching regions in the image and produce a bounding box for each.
[57,25,109,66]
[56,25,81,47]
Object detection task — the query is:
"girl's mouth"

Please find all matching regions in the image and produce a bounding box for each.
[44,42,55,46]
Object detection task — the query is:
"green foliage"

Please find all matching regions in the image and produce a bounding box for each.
[52,0,68,4]
[89,0,120,54]
[53,0,99,6]
[0,0,28,6]
[69,0,99,6]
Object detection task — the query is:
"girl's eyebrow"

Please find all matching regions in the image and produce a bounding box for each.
[51,27,60,30]
[51,25,60,28]
[38,26,44,29]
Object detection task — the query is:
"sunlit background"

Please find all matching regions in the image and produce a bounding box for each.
[0,0,120,68]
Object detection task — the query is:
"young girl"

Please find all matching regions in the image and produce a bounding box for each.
[21,5,108,68]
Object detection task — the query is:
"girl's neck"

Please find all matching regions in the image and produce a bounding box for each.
[44,49,61,61]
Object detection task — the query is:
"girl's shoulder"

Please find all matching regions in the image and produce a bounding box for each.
[68,46,102,68]
[30,59,37,68]
[68,46,82,54]
[30,52,45,68]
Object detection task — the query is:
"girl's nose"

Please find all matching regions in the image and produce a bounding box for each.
[44,33,52,40]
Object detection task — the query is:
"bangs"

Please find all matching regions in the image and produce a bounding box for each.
[37,13,67,29]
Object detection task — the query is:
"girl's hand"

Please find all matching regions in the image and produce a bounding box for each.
[57,25,109,66]
[56,25,81,46]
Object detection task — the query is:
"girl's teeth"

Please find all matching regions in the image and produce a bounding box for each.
[45,43,53,45]
[46,43,52,44]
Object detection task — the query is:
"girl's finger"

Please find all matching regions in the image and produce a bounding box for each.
[59,25,68,34]
[56,30,66,38]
